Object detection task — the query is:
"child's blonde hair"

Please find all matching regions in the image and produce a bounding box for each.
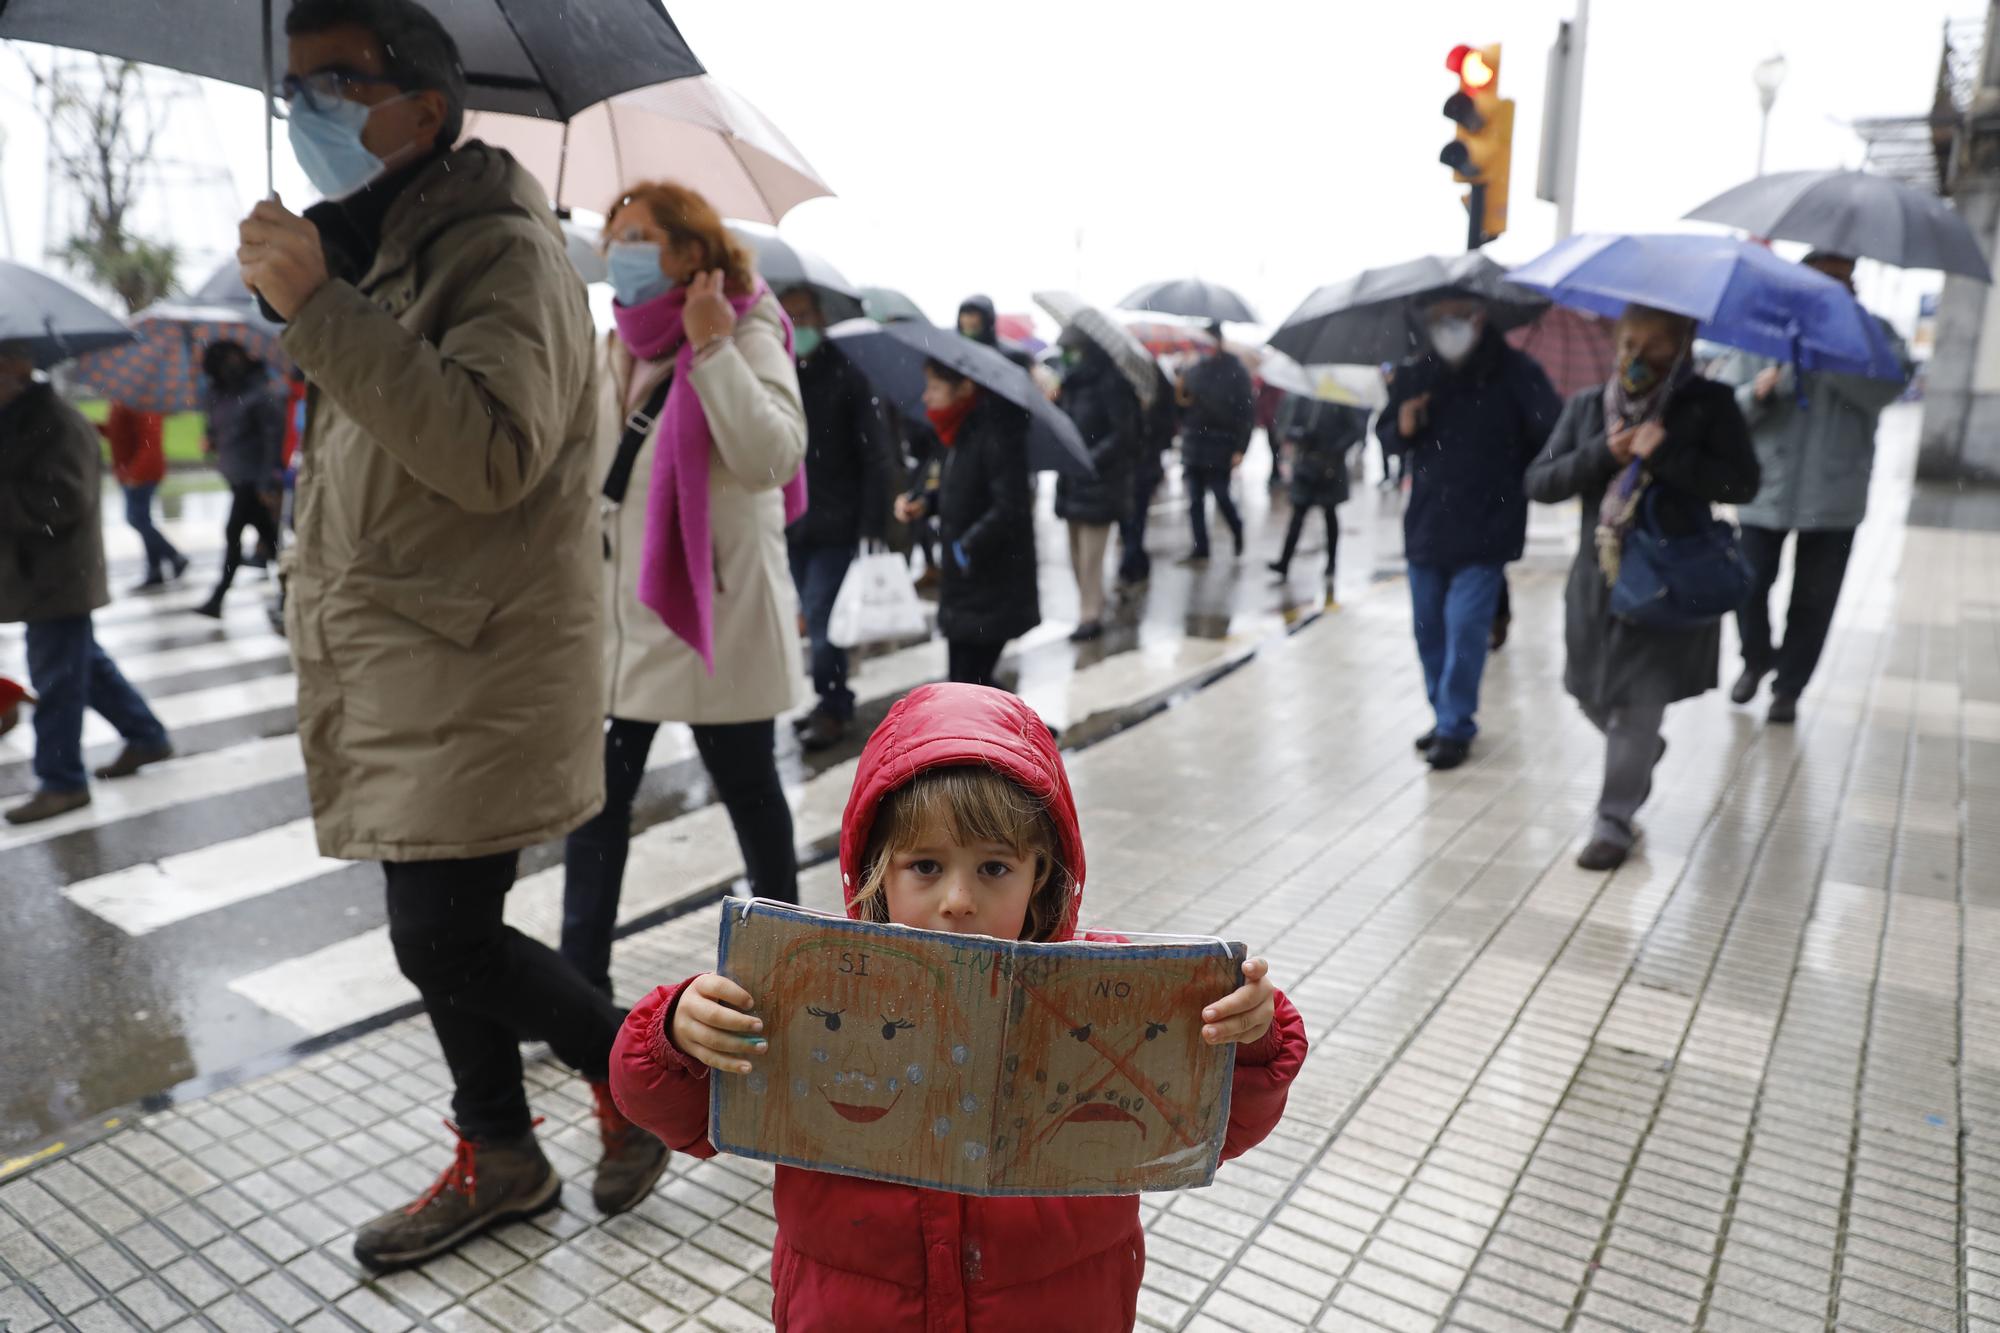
[854,765,1071,942]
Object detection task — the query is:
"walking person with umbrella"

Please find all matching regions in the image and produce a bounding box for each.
[780,285,894,752]
[1052,329,1142,641]
[1710,252,1913,724]
[894,360,1042,687]
[98,402,190,591]
[1176,325,1255,566]
[192,340,287,619]
[1269,396,1366,594]
[237,0,667,1268]
[1526,304,1760,871]
[1,343,177,825]
[1376,296,1563,769]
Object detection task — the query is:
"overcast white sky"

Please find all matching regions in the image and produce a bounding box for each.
[0,0,1964,338]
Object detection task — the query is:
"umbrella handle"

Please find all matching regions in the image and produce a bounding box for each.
[263,0,276,198]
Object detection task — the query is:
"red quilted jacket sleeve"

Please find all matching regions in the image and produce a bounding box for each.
[1220,988,1307,1161]
[609,978,720,1159]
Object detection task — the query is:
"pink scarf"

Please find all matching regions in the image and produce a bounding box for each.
[614,282,810,672]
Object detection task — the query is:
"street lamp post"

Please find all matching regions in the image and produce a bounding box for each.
[1753,54,1788,177]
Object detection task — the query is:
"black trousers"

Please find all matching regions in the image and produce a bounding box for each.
[1185,464,1243,559]
[213,481,281,598]
[562,717,797,995]
[1277,498,1339,580]
[948,640,1007,689]
[384,851,626,1142]
[1737,525,1856,699]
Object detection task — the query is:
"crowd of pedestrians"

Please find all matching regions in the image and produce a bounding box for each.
[0,3,1916,1320]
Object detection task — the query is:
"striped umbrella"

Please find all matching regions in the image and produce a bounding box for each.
[1033,290,1159,408]
[69,304,290,415]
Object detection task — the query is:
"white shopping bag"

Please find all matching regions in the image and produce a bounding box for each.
[827,548,929,649]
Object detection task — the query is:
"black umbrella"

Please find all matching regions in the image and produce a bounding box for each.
[1268,253,1548,366]
[1684,170,1992,282]
[826,319,1093,478]
[730,227,865,323]
[1119,278,1259,325]
[0,0,703,190]
[0,261,137,369]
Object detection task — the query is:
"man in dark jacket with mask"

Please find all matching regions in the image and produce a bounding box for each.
[0,345,175,825]
[1377,296,1562,770]
[781,286,896,749]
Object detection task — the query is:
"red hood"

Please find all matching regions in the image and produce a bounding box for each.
[838,683,1085,941]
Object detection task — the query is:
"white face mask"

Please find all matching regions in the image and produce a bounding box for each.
[1428,318,1479,364]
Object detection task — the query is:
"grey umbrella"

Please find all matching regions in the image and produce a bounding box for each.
[825,319,1093,478]
[1684,169,1992,281]
[0,261,137,369]
[191,261,287,336]
[1033,290,1159,409]
[0,0,703,191]
[1268,253,1547,366]
[861,286,931,324]
[1119,278,1258,325]
[730,227,864,323]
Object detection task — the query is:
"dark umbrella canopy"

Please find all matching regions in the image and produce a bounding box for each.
[826,319,1093,478]
[0,261,136,369]
[731,228,864,323]
[0,0,703,122]
[1685,169,1992,282]
[1269,253,1548,366]
[1119,278,1258,324]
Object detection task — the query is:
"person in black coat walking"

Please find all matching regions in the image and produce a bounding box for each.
[1176,326,1254,565]
[1269,396,1365,591]
[1377,297,1563,770]
[780,287,897,750]
[1526,304,1759,871]
[894,362,1040,688]
[1117,366,1177,590]
[1052,334,1141,640]
[194,341,286,619]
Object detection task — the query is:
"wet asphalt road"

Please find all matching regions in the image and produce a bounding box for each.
[0,449,1483,1157]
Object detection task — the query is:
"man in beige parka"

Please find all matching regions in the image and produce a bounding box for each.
[239,0,666,1271]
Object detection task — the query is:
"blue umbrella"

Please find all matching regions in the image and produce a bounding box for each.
[826,318,1093,477]
[1509,233,1904,379]
[0,261,135,369]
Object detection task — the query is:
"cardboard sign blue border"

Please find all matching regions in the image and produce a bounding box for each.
[706,899,1245,1197]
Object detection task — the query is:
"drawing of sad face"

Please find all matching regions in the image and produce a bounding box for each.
[998,960,1222,1188]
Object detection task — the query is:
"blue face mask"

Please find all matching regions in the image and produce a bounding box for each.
[607,242,673,308]
[287,93,409,200]
[793,326,823,360]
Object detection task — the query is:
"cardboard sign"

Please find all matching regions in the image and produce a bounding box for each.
[710,899,1247,1196]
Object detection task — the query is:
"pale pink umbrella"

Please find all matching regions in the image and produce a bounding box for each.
[462,75,834,224]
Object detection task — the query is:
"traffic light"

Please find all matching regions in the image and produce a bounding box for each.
[1439,42,1514,247]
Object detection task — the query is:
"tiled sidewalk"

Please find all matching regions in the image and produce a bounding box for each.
[5,409,1997,1332]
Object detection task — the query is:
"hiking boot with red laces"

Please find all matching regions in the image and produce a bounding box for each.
[353,1120,558,1272]
[591,1080,669,1215]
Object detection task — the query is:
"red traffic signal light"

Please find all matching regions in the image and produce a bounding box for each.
[1446,43,1497,93]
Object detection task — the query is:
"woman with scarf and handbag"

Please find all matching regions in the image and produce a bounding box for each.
[562,182,809,1000]
[1526,304,1759,872]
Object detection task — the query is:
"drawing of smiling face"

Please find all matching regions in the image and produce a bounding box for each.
[777,946,943,1141]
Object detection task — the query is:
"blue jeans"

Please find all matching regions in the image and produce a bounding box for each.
[123,483,183,580]
[1407,562,1505,743]
[789,542,856,720]
[24,615,169,794]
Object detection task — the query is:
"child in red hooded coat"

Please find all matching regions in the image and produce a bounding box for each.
[611,682,1308,1332]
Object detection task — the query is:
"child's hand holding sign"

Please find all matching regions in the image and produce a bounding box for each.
[1203,957,1276,1046]
[673,973,765,1074]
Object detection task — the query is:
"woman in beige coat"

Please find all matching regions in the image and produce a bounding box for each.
[562,182,808,996]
